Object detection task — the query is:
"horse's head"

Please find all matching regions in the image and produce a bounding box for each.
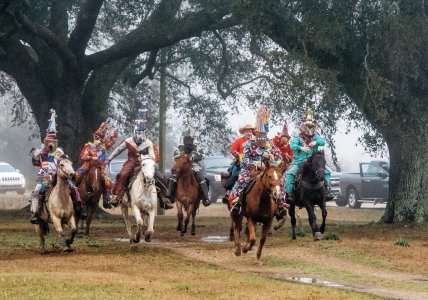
[139,154,156,182]
[57,155,75,179]
[260,162,282,201]
[307,150,326,181]
[86,159,103,191]
[172,154,192,175]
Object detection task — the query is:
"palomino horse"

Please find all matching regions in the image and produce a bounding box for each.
[35,155,77,253]
[290,150,327,241]
[173,154,200,236]
[121,154,157,250]
[232,163,282,264]
[78,159,103,236]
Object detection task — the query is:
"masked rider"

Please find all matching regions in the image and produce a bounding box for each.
[222,124,255,203]
[75,119,118,209]
[272,121,294,174]
[284,108,334,202]
[167,133,211,207]
[229,107,287,218]
[30,109,87,224]
[106,103,173,209]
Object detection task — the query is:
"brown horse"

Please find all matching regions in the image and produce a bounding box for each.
[172,154,200,236]
[77,159,103,236]
[35,155,77,253]
[232,163,282,264]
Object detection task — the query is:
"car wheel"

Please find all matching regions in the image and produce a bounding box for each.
[347,188,361,209]
[335,196,348,207]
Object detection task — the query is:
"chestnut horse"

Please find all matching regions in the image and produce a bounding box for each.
[35,155,77,253]
[232,163,282,264]
[77,159,103,236]
[290,150,327,241]
[172,154,200,236]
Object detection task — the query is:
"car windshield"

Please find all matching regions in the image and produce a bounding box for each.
[110,161,124,173]
[0,164,16,172]
[203,157,232,169]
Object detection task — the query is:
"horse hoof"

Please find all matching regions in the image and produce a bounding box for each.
[180,232,185,237]
[314,232,322,241]
[176,226,181,231]
[62,247,73,253]
[191,230,196,236]
[242,248,248,254]
[65,239,73,247]
[234,249,241,256]
[144,235,151,242]
[130,245,138,252]
[255,259,263,266]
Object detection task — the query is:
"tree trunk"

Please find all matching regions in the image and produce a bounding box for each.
[382,132,428,223]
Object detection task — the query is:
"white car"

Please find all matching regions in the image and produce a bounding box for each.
[0,162,26,194]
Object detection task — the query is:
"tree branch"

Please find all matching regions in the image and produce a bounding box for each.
[49,0,68,41]
[126,49,159,87]
[213,30,230,99]
[14,11,77,69]
[85,8,234,69]
[68,0,104,58]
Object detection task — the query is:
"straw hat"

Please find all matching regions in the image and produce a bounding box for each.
[239,124,255,134]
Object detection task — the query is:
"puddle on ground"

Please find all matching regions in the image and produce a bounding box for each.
[113,237,147,243]
[273,274,345,288]
[201,236,229,243]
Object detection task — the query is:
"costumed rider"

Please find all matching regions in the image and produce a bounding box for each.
[106,100,174,209]
[30,109,87,224]
[228,106,287,218]
[167,130,211,207]
[75,119,118,209]
[272,121,294,174]
[284,107,334,202]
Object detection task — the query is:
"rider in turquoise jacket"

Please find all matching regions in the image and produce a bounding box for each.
[284,108,334,201]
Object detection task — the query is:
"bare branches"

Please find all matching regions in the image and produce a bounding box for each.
[68,0,104,58]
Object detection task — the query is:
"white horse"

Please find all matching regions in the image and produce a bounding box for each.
[35,155,77,253]
[121,154,157,250]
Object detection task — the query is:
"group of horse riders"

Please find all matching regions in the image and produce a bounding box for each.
[224,106,334,219]
[29,102,333,225]
[29,102,211,224]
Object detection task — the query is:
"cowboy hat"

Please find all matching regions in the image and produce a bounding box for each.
[239,124,255,134]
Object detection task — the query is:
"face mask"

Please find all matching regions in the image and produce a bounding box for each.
[256,135,267,147]
[184,144,193,153]
[134,131,146,143]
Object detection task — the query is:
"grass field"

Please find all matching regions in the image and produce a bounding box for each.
[0,197,427,300]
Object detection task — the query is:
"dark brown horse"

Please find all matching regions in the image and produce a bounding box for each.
[172,154,200,236]
[232,163,282,264]
[290,150,327,241]
[78,159,103,236]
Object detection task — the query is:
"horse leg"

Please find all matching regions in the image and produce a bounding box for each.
[145,209,155,242]
[176,202,183,232]
[66,216,77,250]
[52,216,70,252]
[296,208,304,236]
[273,218,286,231]
[305,205,321,241]
[84,204,93,236]
[320,204,327,234]
[121,205,133,240]
[243,218,256,253]
[256,221,272,265]
[132,205,143,244]
[289,205,297,240]
[35,224,46,254]
[191,204,197,236]
[182,204,192,236]
[233,215,243,256]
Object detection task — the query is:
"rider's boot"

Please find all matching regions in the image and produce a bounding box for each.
[71,187,87,219]
[166,176,177,204]
[222,190,230,205]
[29,191,44,224]
[110,194,123,207]
[159,193,175,209]
[229,196,241,216]
[199,179,211,207]
[325,183,335,201]
[101,180,113,209]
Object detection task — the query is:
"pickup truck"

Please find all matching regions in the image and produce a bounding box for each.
[338,160,389,208]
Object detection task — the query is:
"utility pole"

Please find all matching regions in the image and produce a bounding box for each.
[157,49,167,215]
